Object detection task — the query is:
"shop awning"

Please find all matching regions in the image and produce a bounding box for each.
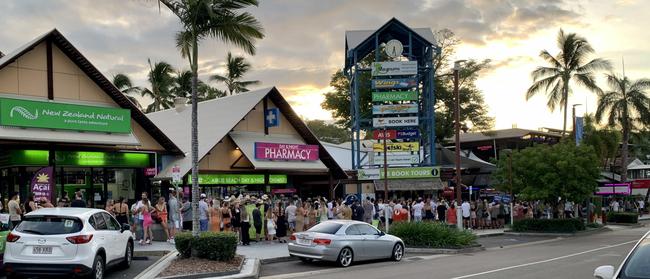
[373,178,445,191]
[229,131,328,171]
[0,126,141,146]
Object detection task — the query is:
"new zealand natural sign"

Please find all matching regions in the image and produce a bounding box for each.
[0,97,131,133]
[255,142,319,161]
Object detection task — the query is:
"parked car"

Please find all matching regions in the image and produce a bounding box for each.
[287,220,404,267]
[4,208,133,279]
[594,230,650,279]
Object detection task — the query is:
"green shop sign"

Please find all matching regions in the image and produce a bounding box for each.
[0,97,131,133]
[0,150,152,168]
[189,174,288,185]
[358,166,440,180]
[372,91,417,102]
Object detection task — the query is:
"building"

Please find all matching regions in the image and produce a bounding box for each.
[149,87,347,199]
[0,30,182,207]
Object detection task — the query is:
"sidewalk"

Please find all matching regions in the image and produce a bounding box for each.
[472,228,505,237]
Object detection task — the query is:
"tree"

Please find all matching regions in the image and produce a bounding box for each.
[321,30,493,140]
[582,114,621,170]
[172,70,226,102]
[210,52,259,95]
[198,83,227,101]
[140,59,175,113]
[112,73,143,110]
[492,142,600,206]
[526,29,611,136]
[159,0,264,236]
[305,120,349,144]
[595,74,650,182]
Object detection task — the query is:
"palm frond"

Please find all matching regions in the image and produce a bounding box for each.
[573,73,603,95]
[526,74,561,100]
[576,58,612,74]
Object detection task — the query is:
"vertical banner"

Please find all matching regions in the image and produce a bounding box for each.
[31,166,54,202]
[575,116,584,146]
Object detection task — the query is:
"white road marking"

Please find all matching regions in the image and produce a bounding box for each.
[450,240,638,279]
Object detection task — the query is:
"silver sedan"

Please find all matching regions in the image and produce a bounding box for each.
[287,220,405,267]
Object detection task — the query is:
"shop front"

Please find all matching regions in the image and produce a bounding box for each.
[0,30,182,206]
[151,87,347,200]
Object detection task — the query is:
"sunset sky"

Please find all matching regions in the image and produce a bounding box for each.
[1,0,649,131]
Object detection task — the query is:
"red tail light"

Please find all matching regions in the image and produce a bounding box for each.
[66,234,93,244]
[6,232,20,242]
[289,234,296,241]
[313,238,331,246]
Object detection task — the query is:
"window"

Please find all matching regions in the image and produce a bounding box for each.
[91,213,107,230]
[345,225,362,236]
[357,224,380,235]
[102,213,120,231]
[620,239,650,279]
[16,216,83,235]
[306,222,343,235]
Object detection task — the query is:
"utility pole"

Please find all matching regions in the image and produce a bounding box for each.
[454,60,466,230]
[383,126,389,232]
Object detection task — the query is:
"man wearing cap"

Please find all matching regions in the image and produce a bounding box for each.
[168,188,181,243]
[199,193,209,231]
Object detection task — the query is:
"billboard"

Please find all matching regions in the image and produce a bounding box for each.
[372,154,420,165]
[373,116,419,127]
[372,104,418,115]
[371,61,418,76]
[357,166,440,180]
[372,91,418,102]
[372,78,417,89]
[372,142,419,152]
[254,142,319,161]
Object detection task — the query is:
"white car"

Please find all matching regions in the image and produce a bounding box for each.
[4,208,133,279]
[594,230,650,279]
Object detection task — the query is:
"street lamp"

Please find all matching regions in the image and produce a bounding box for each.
[503,149,514,227]
[454,59,466,230]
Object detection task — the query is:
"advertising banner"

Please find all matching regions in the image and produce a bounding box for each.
[396,129,420,139]
[372,154,420,165]
[0,97,131,133]
[596,183,631,195]
[188,174,287,185]
[31,166,54,202]
[372,104,418,115]
[372,78,417,89]
[372,91,418,102]
[357,166,440,180]
[254,142,319,161]
[371,61,418,76]
[372,129,396,140]
[373,116,419,127]
[372,142,419,152]
[575,116,584,146]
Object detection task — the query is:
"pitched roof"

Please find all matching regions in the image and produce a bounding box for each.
[0,29,182,154]
[149,87,347,179]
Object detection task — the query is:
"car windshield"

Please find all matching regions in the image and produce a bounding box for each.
[619,239,650,279]
[16,216,83,235]
[307,222,343,234]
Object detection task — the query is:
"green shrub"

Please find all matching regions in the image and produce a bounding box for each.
[175,232,193,258]
[512,218,585,233]
[607,212,638,224]
[389,222,477,249]
[174,231,238,261]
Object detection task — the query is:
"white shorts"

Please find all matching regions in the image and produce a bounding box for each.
[172,220,180,229]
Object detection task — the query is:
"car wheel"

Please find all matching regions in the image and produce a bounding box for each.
[299,257,313,263]
[120,242,133,269]
[337,247,353,267]
[392,243,404,261]
[90,254,105,279]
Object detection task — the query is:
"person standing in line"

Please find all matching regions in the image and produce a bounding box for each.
[133,192,149,241]
[198,194,209,232]
[253,201,263,242]
[446,203,457,225]
[155,197,171,242]
[276,202,288,243]
[240,202,251,246]
[232,201,242,239]
[105,199,115,216]
[461,200,471,229]
[221,201,232,232]
[140,198,153,245]
[57,191,70,207]
[308,202,318,229]
[8,192,22,229]
[476,200,485,229]
[266,203,277,242]
[24,193,38,214]
[437,200,447,223]
[209,199,221,233]
[362,197,374,224]
[412,198,424,223]
[168,190,181,242]
[423,200,434,221]
[70,191,87,208]
[638,198,646,217]
[181,196,192,231]
[327,198,334,220]
[319,199,329,223]
[262,195,271,240]
[470,201,477,229]
[114,197,129,226]
[285,201,297,233]
[295,201,305,232]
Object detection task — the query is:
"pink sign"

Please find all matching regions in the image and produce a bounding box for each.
[255,142,319,161]
[144,168,157,176]
[272,188,297,194]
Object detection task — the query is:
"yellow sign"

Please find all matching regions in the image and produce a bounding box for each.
[372,142,419,152]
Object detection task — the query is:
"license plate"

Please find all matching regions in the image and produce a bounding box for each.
[297,238,311,245]
[32,246,52,254]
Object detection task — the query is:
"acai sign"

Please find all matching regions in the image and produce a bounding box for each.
[255,142,319,161]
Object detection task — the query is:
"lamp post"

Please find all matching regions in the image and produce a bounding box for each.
[383,126,389,232]
[454,59,466,230]
[503,149,514,227]
[572,104,582,139]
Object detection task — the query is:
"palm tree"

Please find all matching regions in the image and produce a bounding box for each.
[526,29,611,135]
[595,74,650,182]
[158,0,264,236]
[141,59,175,113]
[171,70,194,99]
[112,73,143,110]
[198,83,226,101]
[211,52,259,95]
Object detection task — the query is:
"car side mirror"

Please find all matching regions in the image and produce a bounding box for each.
[377,231,385,236]
[121,223,131,232]
[594,265,615,279]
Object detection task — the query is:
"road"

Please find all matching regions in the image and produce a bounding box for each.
[0,255,159,279]
[261,226,647,279]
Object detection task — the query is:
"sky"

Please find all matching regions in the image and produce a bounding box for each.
[1,0,649,131]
